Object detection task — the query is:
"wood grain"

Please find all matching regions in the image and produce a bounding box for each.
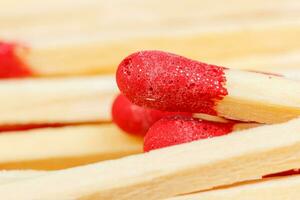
[0,118,300,199]
[0,75,117,125]
[0,124,142,170]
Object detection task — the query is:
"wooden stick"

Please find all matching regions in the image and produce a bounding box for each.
[0,118,256,170]
[167,175,300,200]
[278,68,300,81]
[193,113,260,130]
[117,50,300,124]
[1,118,300,199]
[224,57,300,81]
[0,117,255,170]
[0,124,142,170]
[224,50,300,72]
[0,170,46,184]
[216,69,300,123]
[0,75,117,125]
[1,0,298,27]
[13,23,300,76]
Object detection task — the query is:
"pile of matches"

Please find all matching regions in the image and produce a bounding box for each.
[0,44,300,199]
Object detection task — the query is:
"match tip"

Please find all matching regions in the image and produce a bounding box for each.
[144,115,234,152]
[0,41,32,78]
[116,50,227,115]
[112,94,192,136]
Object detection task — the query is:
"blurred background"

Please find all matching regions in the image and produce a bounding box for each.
[1,0,300,76]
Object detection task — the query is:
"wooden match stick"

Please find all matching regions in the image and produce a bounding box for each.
[278,68,300,81]
[193,113,260,130]
[224,50,300,72]
[0,75,117,126]
[195,113,261,132]
[217,69,300,123]
[143,115,260,152]
[9,172,300,200]
[167,175,300,200]
[1,20,300,77]
[0,117,256,169]
[0,117,300,199]
[0,124,142,170]
[117,50,300,124]
[0,170,45,184]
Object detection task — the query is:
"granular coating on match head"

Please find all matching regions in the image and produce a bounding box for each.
[117,50,228,115]
[0,41,32,78]
[144,115,234,152]
[112,94,191,136]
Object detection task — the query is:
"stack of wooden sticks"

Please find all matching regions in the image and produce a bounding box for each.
[0,0,300,199]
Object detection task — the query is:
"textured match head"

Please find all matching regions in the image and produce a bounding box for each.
[112,94,191,136]
[116,50,228,115]
[0,41,32,78]
[143,115,234,152]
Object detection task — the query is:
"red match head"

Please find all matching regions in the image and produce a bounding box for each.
[116,50,228,115]
[112,94,191,136]
[0,41,32,78]
[144,115,234,152]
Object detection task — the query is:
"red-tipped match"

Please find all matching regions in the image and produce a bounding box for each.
[112,94,191,136]
[0,41,32,78]
[117,50,228,115]
[144,115,234,152]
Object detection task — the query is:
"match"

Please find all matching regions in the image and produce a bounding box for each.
[0,118,299,199]
[117,50,300,124]
[0,124,142,170]
[0,75,117,127]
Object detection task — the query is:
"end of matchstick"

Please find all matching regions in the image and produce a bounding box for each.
[112,93,191,136]
[116,50,228,115]
[144,115,234,152]
[0,41,32,78]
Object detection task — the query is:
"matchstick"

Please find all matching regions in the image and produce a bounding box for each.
[278,68,300,81]
[167,175,300,200]
[0,117,300,199]
[0,75,117,126]
[144,115,259,152]
[224,50,300,72]
[117,50,300,124]
[0,170,45,184]
[19,22,300,77]
[193,113,259,130]
[0,124,142,170]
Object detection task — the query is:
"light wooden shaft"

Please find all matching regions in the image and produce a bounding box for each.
[0,119,253,171]
[0,118,300,199]
[0,170,46,184]
[0,75,117,125]
[20,23,300,76]
[216,70,300,123]
[0,124,142,170]
[167,175,300,200]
